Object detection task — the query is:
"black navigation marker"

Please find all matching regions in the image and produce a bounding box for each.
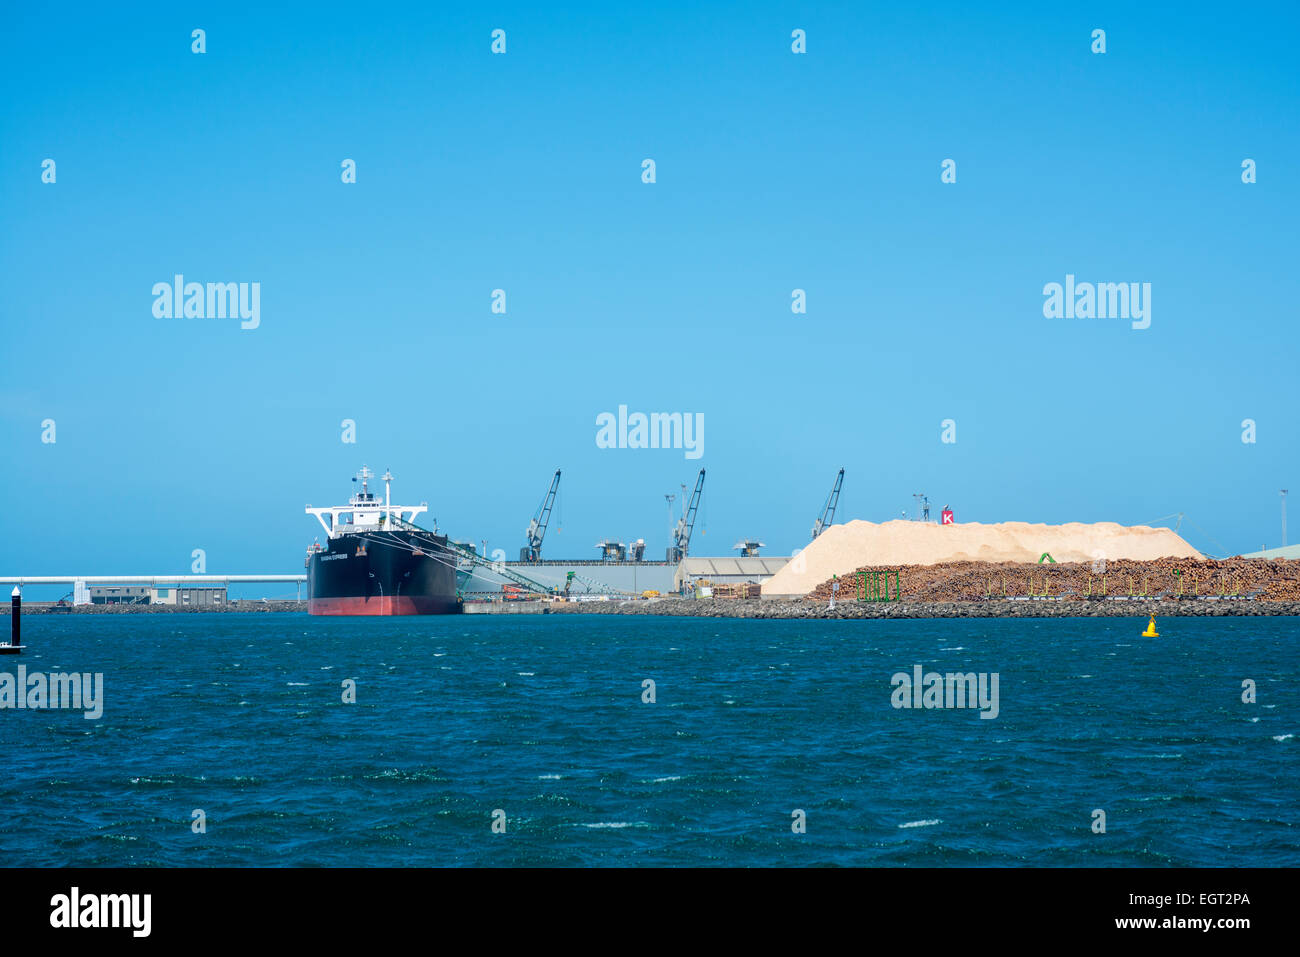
[2,586,24,655]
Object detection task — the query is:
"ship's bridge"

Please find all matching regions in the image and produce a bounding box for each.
[306,466,428,539]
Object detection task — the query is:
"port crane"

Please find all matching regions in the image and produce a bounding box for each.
[812,468,844,540]
[520,469,561,562]
[562,570,622,598]
[667,469,705,563]
[1140,511,1235,559]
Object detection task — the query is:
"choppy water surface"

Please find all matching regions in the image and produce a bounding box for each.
[1,613,1295,866]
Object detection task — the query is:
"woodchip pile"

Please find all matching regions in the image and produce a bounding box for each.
[762,519,1202,597]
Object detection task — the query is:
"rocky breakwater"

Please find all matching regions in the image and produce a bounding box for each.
[548,596,1300,619]
[4,601,307,615]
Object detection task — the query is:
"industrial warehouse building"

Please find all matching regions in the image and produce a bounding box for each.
[87,585,227,606]
[89,585,153,605]
[1240,544,1300,560]
[673,556,790,593]
[152,586,227,607]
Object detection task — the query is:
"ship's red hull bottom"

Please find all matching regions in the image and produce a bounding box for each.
[308,596,460,616]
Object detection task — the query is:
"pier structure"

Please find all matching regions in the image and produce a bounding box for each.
[0,575,307,605]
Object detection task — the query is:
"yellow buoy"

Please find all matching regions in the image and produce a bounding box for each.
[1141,615,1159,638]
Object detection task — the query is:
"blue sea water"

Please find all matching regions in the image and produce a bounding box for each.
[0,613,1296,867]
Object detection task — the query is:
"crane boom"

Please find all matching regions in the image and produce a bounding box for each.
[812,468,844,539]
[667,469,705,562]
[520,469,561,562]
[441,538,552,595]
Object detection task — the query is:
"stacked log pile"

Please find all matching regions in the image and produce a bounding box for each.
[808,557,1300,603]
[712,582,763,599]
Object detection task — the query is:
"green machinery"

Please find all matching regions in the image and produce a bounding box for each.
[857,570,902,602]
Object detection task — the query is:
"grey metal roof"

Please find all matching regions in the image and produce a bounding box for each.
[677,556,790,576]
[1239,544,1300,559]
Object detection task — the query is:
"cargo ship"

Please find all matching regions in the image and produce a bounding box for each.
[304,467,460,615]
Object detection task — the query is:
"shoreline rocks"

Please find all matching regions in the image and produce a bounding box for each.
[549,597,1300,619]
[3,601,306,615]
[9,597,1297,620]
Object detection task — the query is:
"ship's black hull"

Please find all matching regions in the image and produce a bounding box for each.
[307,530,460,615]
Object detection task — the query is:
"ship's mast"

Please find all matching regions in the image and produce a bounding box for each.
[383,468,394,525]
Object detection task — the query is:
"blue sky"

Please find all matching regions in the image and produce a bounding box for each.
[2,1,1297,590]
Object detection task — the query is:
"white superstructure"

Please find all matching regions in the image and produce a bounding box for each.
[305,466,428,539]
